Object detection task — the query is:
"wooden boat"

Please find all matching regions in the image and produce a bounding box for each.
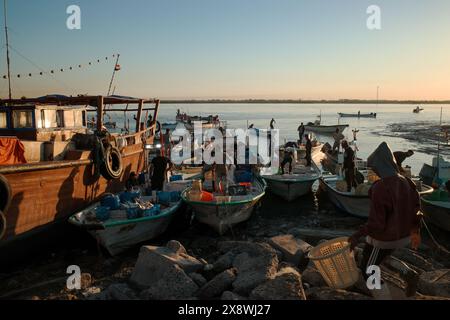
[338,112,377,119]
[0,95,160,249]
[175,111,225,132]
[305,123,349,134]
[420,196,450,232]
[320,175,434,218]
[413,107,424,114]
[260,162,322,202]
[181,176,266,235]
[68,192,182,256]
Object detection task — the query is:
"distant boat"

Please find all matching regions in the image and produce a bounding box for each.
[338,112,377,119]
[413,107,424,114]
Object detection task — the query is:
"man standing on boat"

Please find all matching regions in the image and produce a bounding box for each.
[349,142,421,299]
[342,140,357,192]
[332,128,344,153]
[305,134,312,167]
[150,155,173,191]
[270,118,276,130]
[280,148,294,174]
[297,123,305,145]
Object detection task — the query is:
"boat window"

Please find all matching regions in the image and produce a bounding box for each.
[64,110,75,127]
[56,110,64,128]
[73,109,85,127]
[12,110,34,128]
[0,111,7,128]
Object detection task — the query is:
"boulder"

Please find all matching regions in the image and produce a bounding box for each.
[106,283,138,300]
[140,264,199,300]
[306,287,372,300]
[166,240,187,255]
[227,243,279,295]
[268,235,312,267]
[250,267,306,300]
[221,291,247,301]
[213,252,235,273]
[197,269,237,299]
[302,267,327,288]
[189,273,208,288]
[130,245,203,289]
[418,269,450,297]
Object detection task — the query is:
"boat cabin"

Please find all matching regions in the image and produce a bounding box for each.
[0,95,160,164]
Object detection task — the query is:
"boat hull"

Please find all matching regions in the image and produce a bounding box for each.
[305,125,349,134]
[265,179,316,201]
[338,113,377,119]
[421,198,450,232]
[320,179,370,218]
[0,131,154,248]
[89,205,179,256]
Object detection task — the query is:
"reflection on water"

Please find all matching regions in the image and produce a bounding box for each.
[107,103,450,174]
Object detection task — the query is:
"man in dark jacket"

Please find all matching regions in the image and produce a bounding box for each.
[349,142,421,299]
[393,150,414,171]
[342,140,357,192]
[150,155,173,191]
[298,123,305,145]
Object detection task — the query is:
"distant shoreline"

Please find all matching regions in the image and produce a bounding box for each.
[160,99,450,105]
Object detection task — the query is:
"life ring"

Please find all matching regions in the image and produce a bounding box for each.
[100,145,124,180]
[0,174,11,213]
[155,121,161,134]
[0,210,5,240]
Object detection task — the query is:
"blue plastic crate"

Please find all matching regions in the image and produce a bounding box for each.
[101,195,121,210]
[95,206,110,221]
[141,204,161,217]
[170,175,183,182]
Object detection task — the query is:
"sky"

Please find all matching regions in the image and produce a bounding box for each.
[0,0,449,100]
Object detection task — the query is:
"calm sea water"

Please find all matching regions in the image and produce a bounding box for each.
[111,103,450,174]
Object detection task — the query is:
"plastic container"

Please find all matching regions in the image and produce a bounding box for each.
[235,171,253,183]
[170,174,183,182]
[120,190,141,203]
[95,206,110,221]
[170,191,181,202]
[126,207,140,220]
[141,204,161,217]
[157,191,172,204]
[308,237,360,289]
[101,194,121,210]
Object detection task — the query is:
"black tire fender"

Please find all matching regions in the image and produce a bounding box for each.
[100,145,124,180]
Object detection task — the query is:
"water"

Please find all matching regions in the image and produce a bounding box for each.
[110,103,450,174]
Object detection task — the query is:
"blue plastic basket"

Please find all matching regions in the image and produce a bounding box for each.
[170,175,183,182]
[101,195,121,210]
[95,206,111,221]
[120,190,141,203]
[126,207,140,220]
[141,204,161,217]
[157,191,172,204]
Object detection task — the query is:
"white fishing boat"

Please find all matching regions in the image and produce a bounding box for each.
[320,174,434,218]
[260,163,322,202]
[181,177,266,235]
[305,123,350,134]
[420,196,450,232]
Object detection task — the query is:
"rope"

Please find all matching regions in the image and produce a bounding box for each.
[420,215,450,255]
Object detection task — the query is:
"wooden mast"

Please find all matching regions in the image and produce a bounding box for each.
[3,0,12,100]
[135,99,143,133]
[107,54,120,96]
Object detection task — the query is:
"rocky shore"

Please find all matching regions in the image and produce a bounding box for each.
[1,191,450,301]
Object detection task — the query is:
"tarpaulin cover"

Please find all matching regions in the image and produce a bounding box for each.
[0,137,27,165]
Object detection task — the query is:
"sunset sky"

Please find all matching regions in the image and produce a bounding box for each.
[1,0,450,100]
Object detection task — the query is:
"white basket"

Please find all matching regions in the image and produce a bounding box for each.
[308,237,360,289]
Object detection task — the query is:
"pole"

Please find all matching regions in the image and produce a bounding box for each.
[4,0,12,100]
[437,107,443,182]
[107,54,120,96]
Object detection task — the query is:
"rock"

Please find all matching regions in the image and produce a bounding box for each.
[418,269,450,297]
[213,252,235,273]
[221,291,247,301]
[82,287,103,299]
[197,269,237,299]
[250,267,306,300]
[166,240,187,255]
[306,287,372,300]
[268,235,312,267]
[106,283,138,300]
[130,245,203,289]
[189,273,208,288]
[80,273,92,290]
[302,267,327,287]
[85,288,109,300]
[140,264,199,300]
[228,243,279,295]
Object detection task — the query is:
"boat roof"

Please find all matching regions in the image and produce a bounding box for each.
[0,95,158,107]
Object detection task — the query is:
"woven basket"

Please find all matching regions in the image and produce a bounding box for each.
[308,237,360,289]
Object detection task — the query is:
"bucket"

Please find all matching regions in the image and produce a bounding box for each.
[308,237,360,289]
